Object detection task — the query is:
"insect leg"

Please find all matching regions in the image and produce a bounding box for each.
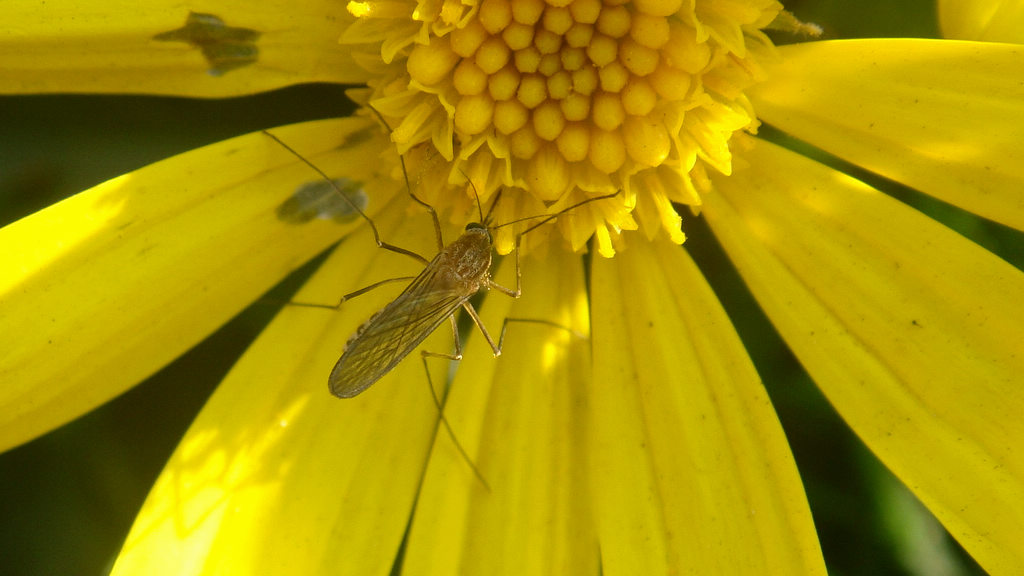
[461,301,501,356]
[263,129,433,266]
[456,299,583,362]
[286,275,416,310]
[466,282,585,358]
[496,318,586,354]
[486,190,624,301]
[485,240,523,299]
[337,276,415,304]
[366,106,445,253]
[419,316,490,490]
[470,239,526,355]
[484,219,599,354]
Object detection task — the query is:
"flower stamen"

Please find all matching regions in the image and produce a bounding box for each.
[342,0,782,256]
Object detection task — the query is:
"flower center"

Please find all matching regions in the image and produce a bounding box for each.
[343,0,781,256]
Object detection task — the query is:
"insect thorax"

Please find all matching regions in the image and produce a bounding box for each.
[440,226,493,293]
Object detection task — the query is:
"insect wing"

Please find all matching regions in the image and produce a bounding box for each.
[329,262,470,398]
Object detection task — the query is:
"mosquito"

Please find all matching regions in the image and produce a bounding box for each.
[264,129,617,398]
[264,126,616,486]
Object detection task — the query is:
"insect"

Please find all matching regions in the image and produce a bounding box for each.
[327,185,617,398]
[330,218,505,397]
[263,128,617,397]
[265,127,616,487]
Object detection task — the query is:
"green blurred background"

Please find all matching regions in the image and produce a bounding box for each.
[0,1,1017,574]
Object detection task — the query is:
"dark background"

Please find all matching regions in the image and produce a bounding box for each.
[1,1,1016,574]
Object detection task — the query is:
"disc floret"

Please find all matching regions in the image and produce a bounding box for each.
[343,0,781,256]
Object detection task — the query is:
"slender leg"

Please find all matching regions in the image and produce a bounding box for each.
[286,276,416,310]
[486,237,523,299]
[463,300,585,357]
[366,106,445,253]
[497,317,586,351]
[484,188,621,297]
[473,244,584,356]
[263,129,436,265]
[418,316,490,490]
[461,301,500,355]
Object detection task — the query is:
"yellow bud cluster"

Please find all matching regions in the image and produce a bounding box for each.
[404,0,711,197]
[345,0,779,252]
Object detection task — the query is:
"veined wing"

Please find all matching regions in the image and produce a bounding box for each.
[328,261,472,398]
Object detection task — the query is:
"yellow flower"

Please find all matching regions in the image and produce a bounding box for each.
[1,1,1023,574]
[939,0,1024,44]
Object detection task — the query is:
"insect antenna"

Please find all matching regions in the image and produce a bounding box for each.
[492,190,622,240]
[456,169,502,229]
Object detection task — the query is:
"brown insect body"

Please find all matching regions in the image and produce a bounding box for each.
[329,224,494,398]
[263,127,618,488]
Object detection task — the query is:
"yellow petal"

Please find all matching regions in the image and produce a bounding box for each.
[589,238,826,574]
[704,137,1024,574]
[0,1,367,96]
[403,247,597,574]
[749,39,1024,232]
[112,195,451,576]
[0,117,390,452]
[939,0,1024,44]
